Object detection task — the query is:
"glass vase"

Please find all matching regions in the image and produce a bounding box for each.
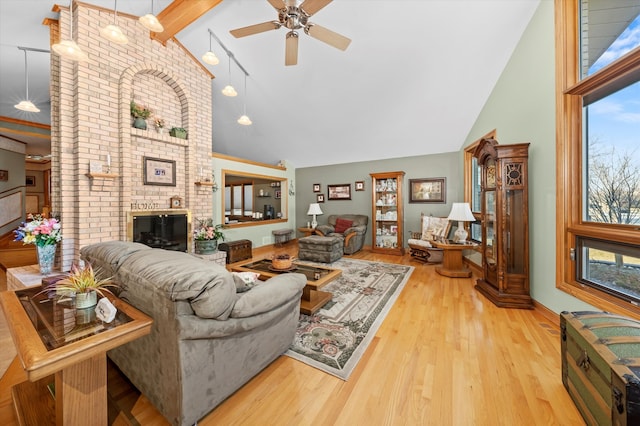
[37,244,56,276]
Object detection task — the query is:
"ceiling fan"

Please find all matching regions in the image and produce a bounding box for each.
[230,0,351,66]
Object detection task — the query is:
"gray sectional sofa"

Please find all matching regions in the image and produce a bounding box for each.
[80,241,306,426]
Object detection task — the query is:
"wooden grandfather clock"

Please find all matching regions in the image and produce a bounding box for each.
[473,138,532,309]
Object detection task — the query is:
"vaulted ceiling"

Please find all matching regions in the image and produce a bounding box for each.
[0,0,542,167]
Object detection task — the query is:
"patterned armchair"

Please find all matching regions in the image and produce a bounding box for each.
[407,214,451,263]
[315,214,368,254]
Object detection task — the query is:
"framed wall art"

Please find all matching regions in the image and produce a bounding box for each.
[327,184,352,200]
[409,178,446,203]
[317,194,325,203]
[355,181,365,191]
[25,176,36,187]
[313,183,321,192]
[144,157,176,186]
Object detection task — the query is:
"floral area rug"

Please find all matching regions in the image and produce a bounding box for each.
[285,258,414,380]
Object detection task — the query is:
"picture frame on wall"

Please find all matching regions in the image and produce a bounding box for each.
[317,194,325,203]
[355,181,365,191]
[409,178,446,203]
[25,176,36,187]
[275,190,281,199]
[327,183,352,200]
[0,170,7,181]
[313,183,321,192]
[143,157,176,186]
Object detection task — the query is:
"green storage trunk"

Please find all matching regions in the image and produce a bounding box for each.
[561,311,640,426]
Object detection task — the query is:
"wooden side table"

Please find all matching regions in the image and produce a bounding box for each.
[430,240,476,278]
[297,227,317,237]
[0,288,152,425]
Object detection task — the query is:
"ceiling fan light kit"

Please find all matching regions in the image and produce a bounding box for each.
[230,0,351,66]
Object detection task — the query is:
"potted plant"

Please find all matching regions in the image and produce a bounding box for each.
[43,262,119,309]
[169,126,187,139]
[130,101,152,130]
[153,116,165,134]
[193,218,225,254]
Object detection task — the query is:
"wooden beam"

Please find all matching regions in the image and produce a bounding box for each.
[151,0,224,46]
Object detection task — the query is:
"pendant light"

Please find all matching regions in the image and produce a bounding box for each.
[202,31,219,65]
[237,74,251,125]
[139,0,164,33]
[221,53,237,97]
[14,48,39,113]
[100,0,128,45]
[51,0,88,62]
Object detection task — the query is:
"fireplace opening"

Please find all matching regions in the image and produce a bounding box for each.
[127,210,191,252]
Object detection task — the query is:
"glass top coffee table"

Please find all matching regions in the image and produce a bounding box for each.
[231,258,342,315]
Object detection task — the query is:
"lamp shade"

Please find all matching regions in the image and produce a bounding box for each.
[14,100,40,113]
[222,85,237,97]
[51,39,89,62]
[100,24,128,44]
[139,13,164,32]
[202,51,220,65]
[237,115,252,125]
[447,203,475,222]
[307,203,323,215]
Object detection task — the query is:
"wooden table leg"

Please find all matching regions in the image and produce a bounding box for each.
[56,354,107,426]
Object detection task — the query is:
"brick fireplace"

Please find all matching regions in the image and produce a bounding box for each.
[49,2,214,270]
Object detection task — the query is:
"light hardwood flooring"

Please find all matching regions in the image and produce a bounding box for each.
[0,242,585,425]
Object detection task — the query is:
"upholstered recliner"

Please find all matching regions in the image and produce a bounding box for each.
[408,215,450,263]
[315,214,368,254]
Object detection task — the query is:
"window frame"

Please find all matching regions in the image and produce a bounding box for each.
[556,0,640,318]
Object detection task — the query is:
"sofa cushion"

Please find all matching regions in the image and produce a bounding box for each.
[231,273,306,318]
[334,218,353,234]
[118,249,236,320]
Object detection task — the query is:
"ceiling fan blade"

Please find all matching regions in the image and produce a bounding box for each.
[230,21,281,38]
[305,24,351,51]
[267,0,285,10]
[300,0,332,16]
[285,31,299,66]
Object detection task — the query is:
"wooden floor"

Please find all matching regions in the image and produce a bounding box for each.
[0,240,585,425]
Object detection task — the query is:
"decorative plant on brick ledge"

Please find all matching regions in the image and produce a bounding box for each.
[169,126,187,139]
[130,101,152,130]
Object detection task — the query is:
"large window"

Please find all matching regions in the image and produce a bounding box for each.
[557,0,640,316]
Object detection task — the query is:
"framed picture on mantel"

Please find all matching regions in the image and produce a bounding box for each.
[143,157,176,186]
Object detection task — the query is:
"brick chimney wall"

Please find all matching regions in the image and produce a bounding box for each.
[50,3,214,270]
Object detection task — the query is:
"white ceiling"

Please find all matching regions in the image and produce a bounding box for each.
[0,0,541,168]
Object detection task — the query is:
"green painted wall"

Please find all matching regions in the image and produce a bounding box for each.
[0,146,26,236]
[295,152,461,247]
[461,1,593,313]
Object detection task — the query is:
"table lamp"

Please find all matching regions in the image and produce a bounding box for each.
[447,202,476,243]
[307,203,323,229]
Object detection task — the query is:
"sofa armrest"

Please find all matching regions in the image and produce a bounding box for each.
[231,273,306,318]
[315,224,334,236]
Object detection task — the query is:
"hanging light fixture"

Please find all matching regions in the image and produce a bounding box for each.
[202,31,219,65]
[237,74,251,125]
[51,0,88,62]
[222,53,237,97]
[100,0,128,45]
[14,48,40,113]
[139,0,164,33]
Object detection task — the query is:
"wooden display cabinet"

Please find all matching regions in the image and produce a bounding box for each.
[370,171,405,255]
[473,138,532,309]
